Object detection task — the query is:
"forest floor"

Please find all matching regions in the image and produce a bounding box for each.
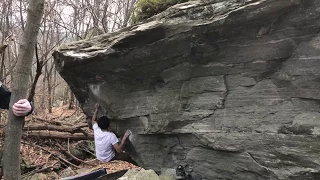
[0,106,138,179]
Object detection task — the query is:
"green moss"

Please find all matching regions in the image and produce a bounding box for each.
[133,0,189,23]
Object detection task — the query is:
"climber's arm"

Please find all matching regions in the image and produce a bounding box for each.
[91,103,99,125]
[113,131,130,153]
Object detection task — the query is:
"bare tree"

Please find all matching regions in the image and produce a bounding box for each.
[28,43,43,102]
[2,0,44,179]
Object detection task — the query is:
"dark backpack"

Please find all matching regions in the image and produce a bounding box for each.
[0,82,11,109]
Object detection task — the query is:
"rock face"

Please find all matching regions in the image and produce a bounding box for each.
[53,0,320,179]
[118,169,163,180]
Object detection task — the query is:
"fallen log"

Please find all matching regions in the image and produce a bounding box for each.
[23,131,94,140]
[23,124,88,133]
[33,117,61,125]
[33,117,74,126]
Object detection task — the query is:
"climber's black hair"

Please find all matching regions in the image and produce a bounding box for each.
[97,116,110,130]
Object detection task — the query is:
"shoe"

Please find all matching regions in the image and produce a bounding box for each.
[176,165,186,180]
[186,174,193,180]
[192,174,202,180]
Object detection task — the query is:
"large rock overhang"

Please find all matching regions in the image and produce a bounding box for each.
[53,0,302,114]
[53,0,320,179]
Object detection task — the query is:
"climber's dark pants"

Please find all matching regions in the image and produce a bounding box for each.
[110,152,138,166]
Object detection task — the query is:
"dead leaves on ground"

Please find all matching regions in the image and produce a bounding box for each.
[18,106,138,178]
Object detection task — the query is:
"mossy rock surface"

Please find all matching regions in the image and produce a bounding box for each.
[133,0,189,23]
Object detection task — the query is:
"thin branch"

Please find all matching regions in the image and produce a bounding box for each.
[21,163,59,179]
[21,141,80,169]
[56,143,95,165]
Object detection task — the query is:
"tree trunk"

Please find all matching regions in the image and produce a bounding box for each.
[52,65,57,105]
[40,62,47,109]
[47,61,55,112]
[45,63,53,113]
[0,0,11,80]
[19,0,25,31]
[3,0,44,179]
[0,47,7,80]
[47,73,52,113]
[68,91,75,109]
[63,86,69,105]
[92,0,101,36]
[28,44,43,102]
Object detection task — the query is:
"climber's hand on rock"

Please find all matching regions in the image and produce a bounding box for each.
[123,131,130,139]
[95,103,100,110]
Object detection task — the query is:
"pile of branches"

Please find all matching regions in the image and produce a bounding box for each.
[18,115,96,178]
[23,117,93,140]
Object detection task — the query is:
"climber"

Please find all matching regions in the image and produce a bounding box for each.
[0,81,33,116]
[91,103,138,166]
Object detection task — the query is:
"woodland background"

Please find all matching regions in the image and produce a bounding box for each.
[0,0,138,116]
[0,0,139,179]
